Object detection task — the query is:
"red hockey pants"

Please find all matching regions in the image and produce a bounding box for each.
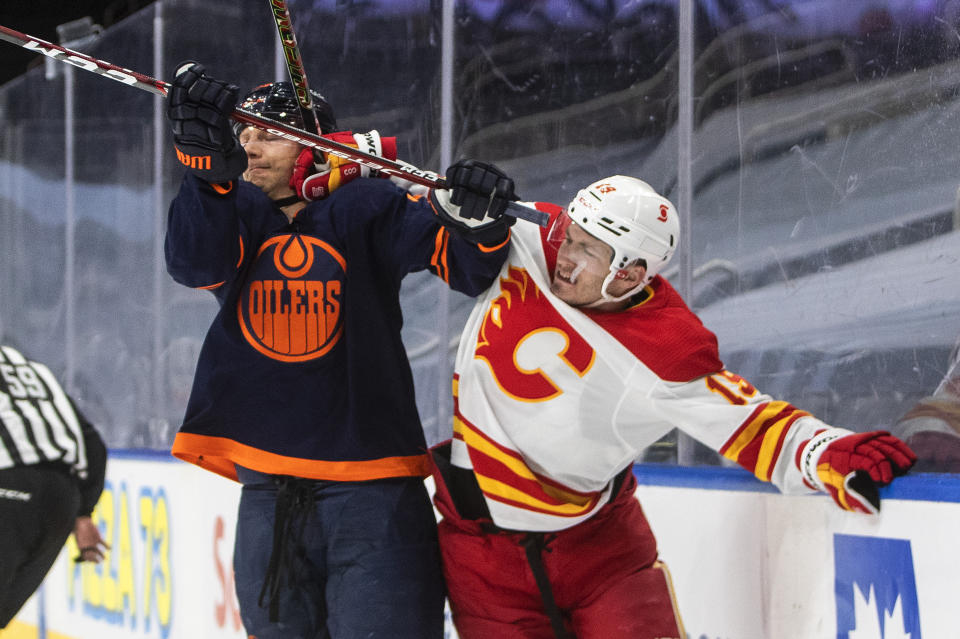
[431,446,685,639]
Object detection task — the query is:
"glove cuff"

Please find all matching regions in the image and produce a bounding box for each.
[351,130,398,175]
[798,427,851,491]
[430,187,457,217]
[301,169,352,201]
[429,188,512,246]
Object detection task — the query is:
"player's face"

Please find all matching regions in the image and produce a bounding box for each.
[550,223,614,306]
[239,128,303,200]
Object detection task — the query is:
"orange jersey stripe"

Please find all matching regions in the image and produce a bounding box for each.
[430,228,450,283]
[236,234,245,268]
[171,432,430,482]
[477,231,511,253]
[440,229,450,279]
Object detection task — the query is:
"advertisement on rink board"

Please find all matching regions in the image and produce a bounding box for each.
[5,452,462,639]
[6,456,960,639]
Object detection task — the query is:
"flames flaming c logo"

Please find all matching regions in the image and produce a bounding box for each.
[474,267,594,402]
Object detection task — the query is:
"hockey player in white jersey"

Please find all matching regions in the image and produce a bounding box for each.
[428,175,917,639]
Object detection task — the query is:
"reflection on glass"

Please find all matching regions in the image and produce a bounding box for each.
[665,0,960,470]
[893,339,960,472]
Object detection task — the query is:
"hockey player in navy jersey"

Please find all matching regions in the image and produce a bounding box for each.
[429,176,918,639]
[0,343,108,629]
[164,62,517,639]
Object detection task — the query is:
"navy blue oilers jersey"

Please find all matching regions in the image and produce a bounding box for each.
[165,174,510,482]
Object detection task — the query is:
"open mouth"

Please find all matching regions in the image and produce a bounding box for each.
[552,270,575,290]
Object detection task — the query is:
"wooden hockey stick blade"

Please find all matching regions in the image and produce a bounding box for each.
[0,23,549,227]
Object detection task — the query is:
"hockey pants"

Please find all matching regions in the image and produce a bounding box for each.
[430,442,685,639]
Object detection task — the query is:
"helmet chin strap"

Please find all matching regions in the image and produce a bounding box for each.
[272,194,302,208]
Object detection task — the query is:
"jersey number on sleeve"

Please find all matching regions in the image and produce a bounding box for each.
[705,370,757,405]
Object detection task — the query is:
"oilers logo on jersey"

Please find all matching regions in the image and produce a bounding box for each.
[238,233,345,362]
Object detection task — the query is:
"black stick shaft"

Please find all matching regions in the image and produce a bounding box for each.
[267,0,320,135]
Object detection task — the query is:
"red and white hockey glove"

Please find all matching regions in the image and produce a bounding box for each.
[289,130,397,201]
[797,428,917,514]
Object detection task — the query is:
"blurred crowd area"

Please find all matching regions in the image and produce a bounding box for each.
[0,0,958,470]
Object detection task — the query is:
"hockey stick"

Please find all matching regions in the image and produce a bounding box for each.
[0,24,548,227]
[267,0,320,135]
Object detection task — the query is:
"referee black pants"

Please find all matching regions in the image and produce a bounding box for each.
[0,465,80,628]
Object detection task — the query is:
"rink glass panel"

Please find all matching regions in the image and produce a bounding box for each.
[0,0,957,471]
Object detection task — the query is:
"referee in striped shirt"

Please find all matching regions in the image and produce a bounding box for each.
[0,342,107,629]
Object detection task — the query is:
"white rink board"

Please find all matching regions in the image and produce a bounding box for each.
[8,455,959,639]
[636,466,960,639]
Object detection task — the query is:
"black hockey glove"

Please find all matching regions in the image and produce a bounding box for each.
[167,61,247,183]
[429,160,518,245]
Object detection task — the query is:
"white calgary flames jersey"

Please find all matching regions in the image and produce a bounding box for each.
[450,203,832,531]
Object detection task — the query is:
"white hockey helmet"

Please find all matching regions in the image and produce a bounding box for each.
[564,176,679,302]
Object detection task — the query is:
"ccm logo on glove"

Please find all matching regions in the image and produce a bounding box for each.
[290,130,397,201]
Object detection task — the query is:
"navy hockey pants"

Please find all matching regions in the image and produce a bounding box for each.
[233,469,445,639]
